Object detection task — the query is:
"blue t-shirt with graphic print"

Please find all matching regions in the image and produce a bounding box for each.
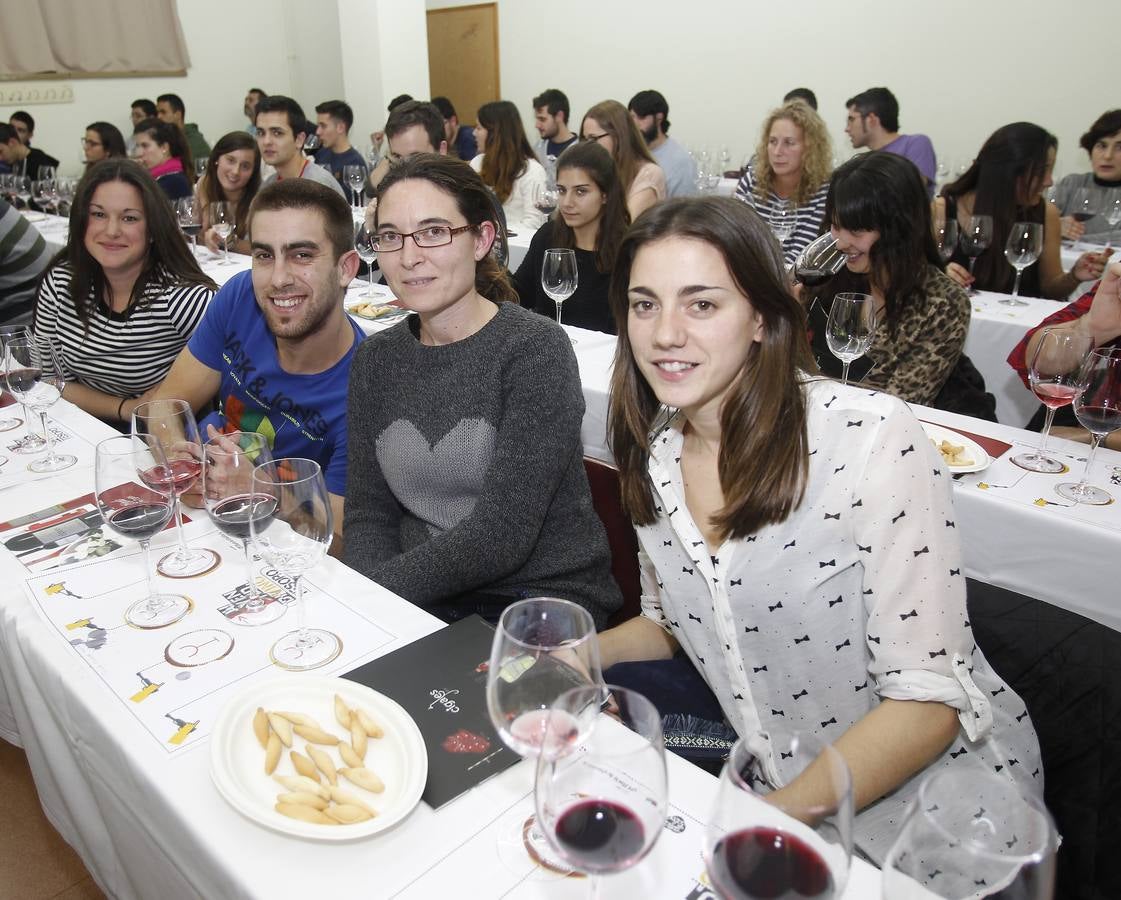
[187,270,362,495]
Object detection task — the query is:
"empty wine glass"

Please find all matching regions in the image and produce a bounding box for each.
[960,214,993,290]
[542,248,578,328]
[38,165,56,183]
[1011,328,1093,473]
[533,181,559,217]
[353,221,378,297]
[176,196,202,256]
[826,292,877,386]
[770,199,795,245]
[95,435,190,629]
[195,157,209,180]
[934,218,959,264]
[4,335,77,473]
[251,458,340,671]
[705,732,853,900]
[202,431,285,625]
[132,399,221,578]
[0,325,28,434]
[32,179,57,215]
[793,233,846,287]
[1054,347,1121,505]
[209,201,236,265]
[13,176,31,210]
[343,165,365,209]
[535,686,667,896]
[1002,221,1044,305]
[1104,190,1121,231]
[881,768,1056,899]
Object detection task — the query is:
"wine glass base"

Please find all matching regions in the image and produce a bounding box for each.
[0,416,22,432]
[227,597,287,627]
[12,437,47,455]
[269,627,342,671]
[1010,451,1067,474]
[157,547,221,579]
[28,453,77,473]
[125,593,192,629]
[492,806,575,880]
[999,296,1028,307]
[1055,481,1113,505]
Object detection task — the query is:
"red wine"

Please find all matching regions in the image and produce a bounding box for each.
[1070,212,1095,224]
[181,224,202,238]
[709,827,834,900]
[554,800,645,871]
[107,502,173,540]
[7,367,41,394]
[140,459,201,493]
[1031,382,1079,410]
[1075,403,1121,434]
[795,269,832,288]
[208,492,278,539]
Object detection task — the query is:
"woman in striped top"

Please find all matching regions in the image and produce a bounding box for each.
[735,100,832,265]
[34,160,215,424]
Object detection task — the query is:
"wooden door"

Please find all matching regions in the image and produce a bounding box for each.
[426,3,499,127]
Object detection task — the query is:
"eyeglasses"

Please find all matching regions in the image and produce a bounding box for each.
[372,224,475,252]
[582,132,610,144]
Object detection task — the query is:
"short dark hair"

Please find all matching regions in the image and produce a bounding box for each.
[1080,109,1121,154]
[248,178,354,261]
[315,100,354,132]
[10,111,34,136]
[845,87,899,133]
[85,122,127,159]
[132,99,157,118]
[254,95,308,138]
[157,93,186,117]
[783,88,818,110]
[532,89,569,124]
[132,117,194,176]
[385,100,445,153]
[0,123,17,144]
[388,94,413,112]
[430,96,457,120]
[248,88,267,99]
[627,90,670,134]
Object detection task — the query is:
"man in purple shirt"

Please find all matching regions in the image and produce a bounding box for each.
[845,87,936,197]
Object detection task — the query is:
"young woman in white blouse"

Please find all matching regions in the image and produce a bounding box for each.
[598,196,1042,862]
[470,100,547,231]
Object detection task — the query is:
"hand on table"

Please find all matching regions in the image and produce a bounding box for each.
[1073,247,1114,283]
[202,226,222,255]
[945,262,974,290]
[1061,215,1085,242]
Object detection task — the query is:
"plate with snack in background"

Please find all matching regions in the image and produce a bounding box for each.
[210,675,427,840]
[345,299,412,323]
[920,422,991,474]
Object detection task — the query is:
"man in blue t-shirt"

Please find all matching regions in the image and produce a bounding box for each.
[314,100,368,203]
[150,180,362,547]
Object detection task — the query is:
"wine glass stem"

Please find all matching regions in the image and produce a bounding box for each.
[139,539,167,611]
[192,234,197,256]
[171,495,191,560]
[968,256,978,276]
[1036,405,1058,458]
[223,239,230,265]
[294,574,307,640]
[368,266,375,292]
[555,300,564,326]
[1074,433,1105,494]
[242,539,262,610]
[840,360,851,386]
[588,874,602,900]
[1012,268,1023,297]
[38,411,54,461]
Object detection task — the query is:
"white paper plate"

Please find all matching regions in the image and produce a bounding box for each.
[210,674,427,840]
[920,422,991,474]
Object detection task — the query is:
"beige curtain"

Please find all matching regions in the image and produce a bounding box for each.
[0,0,190,77]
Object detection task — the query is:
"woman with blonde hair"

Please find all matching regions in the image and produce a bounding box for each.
[581,99,666,220]
[471,100,547,230]
[734,100,832,263]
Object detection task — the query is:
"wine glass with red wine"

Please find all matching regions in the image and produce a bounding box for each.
[704,732,853,900]
[95,435,191,629]
[793,233,846,287]
[1055,347,1121,505]
[1011,328,1093,473]
[881,767,1056,899]
[1068,186,1100,250]
[202,431,285,625]
[535,686,666,896]
[132,399,221,578]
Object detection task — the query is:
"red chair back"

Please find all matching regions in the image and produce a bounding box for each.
[583,458,642,627]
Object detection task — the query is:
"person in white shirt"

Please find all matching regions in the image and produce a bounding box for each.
[469,100,547,231]
[597,195,1042,863]
[627,89,696,198]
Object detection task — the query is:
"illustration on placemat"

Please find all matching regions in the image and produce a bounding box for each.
[165,629,235,667]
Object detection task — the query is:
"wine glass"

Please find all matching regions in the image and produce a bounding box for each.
[55,176,76,216]
[195,157,209,180]
[13,176,31,210]
[881,768,1056,899]
[934,218,959,265]
[176,196,202,256]
[202,431,286,625]
[0,325,43,451]
[1002,221,1044,305]
[353,221,378,298]
[770,199,795,245]
[1069,186,1099,250]
[251,458,340,671]
[302,134,321,154]
[1104,190,1121,232]
[533,182,559,217]
[705,732,853,900]
[541,248,578,328]
[1054,347,1121,505]
[32,179,56,215]
[793,233,846,287]
[535,686,667,896]
[825,292,877,386]
[0,325,28,434]
[960,214,993,289]
[343,165,365,209]
[38,165,56,183]
[209,201,236,266]
[94,436,191,629]
[131,399,221,578]
[4,335,77,473]
[1011,328,1093,473]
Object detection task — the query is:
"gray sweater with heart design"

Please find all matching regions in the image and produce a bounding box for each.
[343,301,622,628]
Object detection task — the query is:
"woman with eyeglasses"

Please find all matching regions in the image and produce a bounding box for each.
[470,100,548,231]
[581,99,666,220]
[343,154,622,628]
[82,122,127,167]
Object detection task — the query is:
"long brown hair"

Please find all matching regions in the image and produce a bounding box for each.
[476,101,537,204]
[549,142,630,273]
[581,100,657,198]
[608,196,816,539]
[46,159,215,330]
[375,153,517,303]
[199,131,262,238]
